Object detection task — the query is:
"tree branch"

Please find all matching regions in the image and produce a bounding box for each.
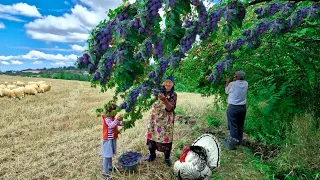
[248,0,320,6]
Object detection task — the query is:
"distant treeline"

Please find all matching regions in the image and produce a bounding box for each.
[2,66,91,82]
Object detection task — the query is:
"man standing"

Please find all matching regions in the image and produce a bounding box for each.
[222,71,248,150]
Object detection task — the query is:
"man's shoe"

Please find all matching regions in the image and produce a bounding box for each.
[221,137,239,150]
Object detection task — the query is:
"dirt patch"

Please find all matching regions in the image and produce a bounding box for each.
[175,115,197,126]
[242,139,280,161]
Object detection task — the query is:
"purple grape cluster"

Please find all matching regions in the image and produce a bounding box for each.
[147,0,162,22]
[183,19,193,28]
[169,51,185,68]
[207,74,216,83]
[208,10,223,29]
[115,24,126,36]
[242,29,251,37]
[125,87,141,112]
[142,39,153,58]
[281,2,294,16]
[225,55,233,70]
[153,37,163,59]
[119,102,127,109]
[293,8,309,25]
[208,55,234,84]
[225,38,246,53]
[168,0,175,6]
[99,52,115,83]
[154,58,170,84]
[253,21,271,37]
[135,52,145,63]
[140,81,151,97]
[129,18,146,34]
[223,2,246,26]
[117,13,129,22]
[198,2,208,28]
[116,44,126,62]
[77,53,91,68]
[180,31,196,53]
[149,70,156,79]
[216,61,225,77]
[223,2,237,22]
[96,24,113,55]
[207,61,225,84]
[270,18,284,34]
[255,2,294,19]
[308,3,319,18]
[119,151,142,166]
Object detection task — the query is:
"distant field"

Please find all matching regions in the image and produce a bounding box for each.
[0,75,270,180]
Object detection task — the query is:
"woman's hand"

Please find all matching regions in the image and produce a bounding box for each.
[158,93,166,101]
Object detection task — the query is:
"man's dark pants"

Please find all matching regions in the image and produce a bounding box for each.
[227,104,247,143]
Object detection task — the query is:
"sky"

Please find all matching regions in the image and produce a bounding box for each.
[0,0,123,71]
[0,0,217,72]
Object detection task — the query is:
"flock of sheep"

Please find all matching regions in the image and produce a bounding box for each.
[0,80,51,99]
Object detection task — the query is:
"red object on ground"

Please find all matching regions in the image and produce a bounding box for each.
[180,146,191,162]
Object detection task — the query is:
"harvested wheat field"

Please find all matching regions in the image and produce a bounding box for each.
[0,75,270,180]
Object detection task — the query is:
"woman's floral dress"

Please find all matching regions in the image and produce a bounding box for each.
[146,92,177,152]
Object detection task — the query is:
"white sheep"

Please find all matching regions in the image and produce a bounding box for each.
[24,85,38,95]
[0,84,6,89]
[16,81,25,86]
[39,83,51,92]
[7,85,17,90]
[28,84,40,92]
[4,88,15,98]
[39,84,47,93]
[13,87,25,99]
[5,81,8,85]
[0,88,4,97]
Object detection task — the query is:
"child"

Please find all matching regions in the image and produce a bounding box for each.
[101,104,123,179]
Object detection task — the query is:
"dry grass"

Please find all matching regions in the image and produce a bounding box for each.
[0,75,270,180]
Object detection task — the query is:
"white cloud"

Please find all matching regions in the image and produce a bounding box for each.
[79,0,122,12]
[0,3,41,17]
[0,22,4,29]
[33,61,43,64]
[0,55,15,60]
[0,13,25,22]
[51,61,74,67]
[51,61,67,66]
[64,1,70,5]
[25,0,122,43]
[0,50,77,62]
[10,60,23,64]
[22,50,77,61]
[71,44,87,52]
[1,61,10,65]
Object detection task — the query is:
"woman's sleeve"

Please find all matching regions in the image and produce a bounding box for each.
[166,92,177,112]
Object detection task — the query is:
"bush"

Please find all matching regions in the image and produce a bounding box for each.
[207,115,222,128]
[271,113,320,179]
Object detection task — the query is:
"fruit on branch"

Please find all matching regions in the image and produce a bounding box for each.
[154,37,164,59]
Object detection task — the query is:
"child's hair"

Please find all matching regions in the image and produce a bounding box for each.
[105,103,117,115]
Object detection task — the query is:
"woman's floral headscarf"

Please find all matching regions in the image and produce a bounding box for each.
[163,75,175,94]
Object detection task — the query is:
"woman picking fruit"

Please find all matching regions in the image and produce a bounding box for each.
[145,76,177,166]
